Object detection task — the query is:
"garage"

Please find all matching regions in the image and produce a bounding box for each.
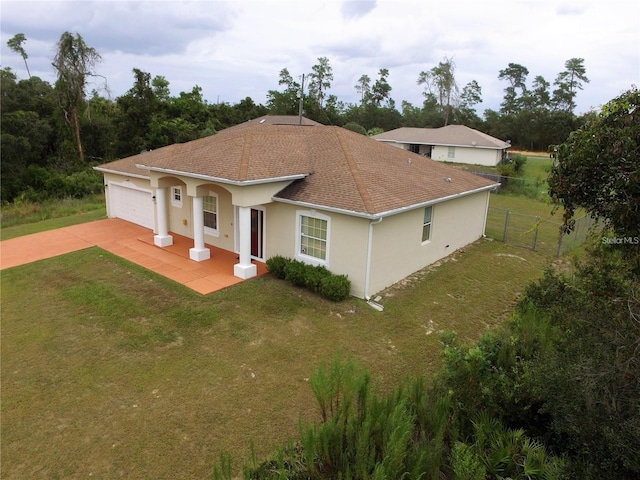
[108,182,155,230]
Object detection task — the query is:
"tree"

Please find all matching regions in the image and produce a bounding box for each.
[456,80,483,127]
[369,68,392,107]
[549,87,640,242]
[308,57,333,108]
[266,68,301,114]
[52,32,102,162]
[553,58,589,112]
[498,63,529,115]
[7,33,31,79]
[354,74,371,105]
[552,58,589,112]
[530,75,551,109]
[417,56,459,125]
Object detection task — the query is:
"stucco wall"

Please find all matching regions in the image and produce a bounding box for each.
[264,202,371,297]
[431,145,501,166]
[367,190,490,295]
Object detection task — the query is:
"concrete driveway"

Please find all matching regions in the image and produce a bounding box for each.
[0,218,267,294]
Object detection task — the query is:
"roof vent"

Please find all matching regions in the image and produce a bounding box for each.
[471,141,477,147]
[445,177,452,182]
[259,119,266,124]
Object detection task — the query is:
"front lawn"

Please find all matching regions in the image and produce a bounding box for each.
[1,238,553,479]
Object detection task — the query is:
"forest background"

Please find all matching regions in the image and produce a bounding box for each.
[2,31,591,203]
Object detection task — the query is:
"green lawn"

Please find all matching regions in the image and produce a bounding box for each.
[1,235,554,479]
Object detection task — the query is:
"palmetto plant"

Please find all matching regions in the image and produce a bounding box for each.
[453,412,564,480]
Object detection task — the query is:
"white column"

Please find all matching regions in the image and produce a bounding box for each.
[153,187,173,247]
[189,195,210,261]
[234,206,257,279]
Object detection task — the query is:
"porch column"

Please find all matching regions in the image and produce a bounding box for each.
[153,187,173,247]
[234,206,257,279]
[189,195,210,261]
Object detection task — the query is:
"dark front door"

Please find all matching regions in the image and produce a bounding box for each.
[250,208,264,258]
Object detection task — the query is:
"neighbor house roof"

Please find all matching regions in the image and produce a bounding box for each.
[96,121,498,218]
[372,125,511,150]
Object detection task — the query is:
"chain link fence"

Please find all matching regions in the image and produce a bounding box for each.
[486,207,596,256]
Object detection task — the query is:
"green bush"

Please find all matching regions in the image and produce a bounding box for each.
[283,259,307,287]
[265,255,289,279]
[320,273,351,301]
[265,256,351,301]
[304,265,331,293]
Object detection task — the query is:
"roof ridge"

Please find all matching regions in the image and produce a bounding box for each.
[335,128,376,214]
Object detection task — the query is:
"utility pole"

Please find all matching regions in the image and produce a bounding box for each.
[298,73,305,124]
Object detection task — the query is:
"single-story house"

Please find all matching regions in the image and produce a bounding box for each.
[94,116,499,299]
[372,125,511,167]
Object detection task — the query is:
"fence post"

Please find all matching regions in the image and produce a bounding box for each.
[556,233,563,257]
[532,216,540,251]
[503,209,510,243]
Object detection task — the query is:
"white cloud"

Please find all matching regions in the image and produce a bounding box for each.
[1,0,638,115]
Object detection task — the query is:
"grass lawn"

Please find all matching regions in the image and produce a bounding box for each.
[0,194,107,241]
[1,235,555,478]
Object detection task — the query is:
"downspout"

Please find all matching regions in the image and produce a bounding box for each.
[364,217,383,310]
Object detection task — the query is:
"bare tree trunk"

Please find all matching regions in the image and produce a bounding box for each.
[72,107,84,162]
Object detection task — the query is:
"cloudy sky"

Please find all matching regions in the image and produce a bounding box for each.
[1,0,638,116]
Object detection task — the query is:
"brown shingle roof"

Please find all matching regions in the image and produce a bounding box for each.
[96,123,498,217]
[372,125,510,149]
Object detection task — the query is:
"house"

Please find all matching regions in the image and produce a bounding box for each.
[94,116,499,299]
[372,125,510,167]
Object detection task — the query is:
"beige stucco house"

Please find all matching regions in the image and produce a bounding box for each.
[372,125,511,167]
[94,116,498,299]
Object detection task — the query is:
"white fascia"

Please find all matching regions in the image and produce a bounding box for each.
[92,166,150,180]
[136,165,308,186]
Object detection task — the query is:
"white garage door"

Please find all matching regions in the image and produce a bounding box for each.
[109,183,155,229]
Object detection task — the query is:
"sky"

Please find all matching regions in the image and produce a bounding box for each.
[1,0,639,116]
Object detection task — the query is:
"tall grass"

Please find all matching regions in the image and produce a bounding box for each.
[0,194,106,240]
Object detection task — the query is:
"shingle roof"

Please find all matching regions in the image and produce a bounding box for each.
[96,122,498,217]
[372,125,510,150]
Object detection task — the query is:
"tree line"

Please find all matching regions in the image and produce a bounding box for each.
[2,31,591,203]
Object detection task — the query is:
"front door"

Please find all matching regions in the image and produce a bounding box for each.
[250,208,264,259]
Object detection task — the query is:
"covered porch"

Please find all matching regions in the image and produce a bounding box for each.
[140,230,269,294]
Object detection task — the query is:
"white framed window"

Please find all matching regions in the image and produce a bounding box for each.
[171,186,183,207]
[447,146,455,159]
[297,210,330,265]
[422,206,433,242]
[203,193,219,236]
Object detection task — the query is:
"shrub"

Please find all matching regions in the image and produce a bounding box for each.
[265,255,289,279]
[304,265,331,293]
[320,273,351,302]
[283,259,307,287]
[265,256,352,301]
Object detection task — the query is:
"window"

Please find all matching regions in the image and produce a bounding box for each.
[299,213,329,263]
[171,186,183,207]
[447,146,455,159]
[203,194,218,235]
[422,206,433,242]
[409,144,420,154]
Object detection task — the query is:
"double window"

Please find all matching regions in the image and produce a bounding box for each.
[298,211,329,264]
[422,206,433,242]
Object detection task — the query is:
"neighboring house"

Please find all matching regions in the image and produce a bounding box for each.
[94,116,499,299]
[372,125,511,167]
